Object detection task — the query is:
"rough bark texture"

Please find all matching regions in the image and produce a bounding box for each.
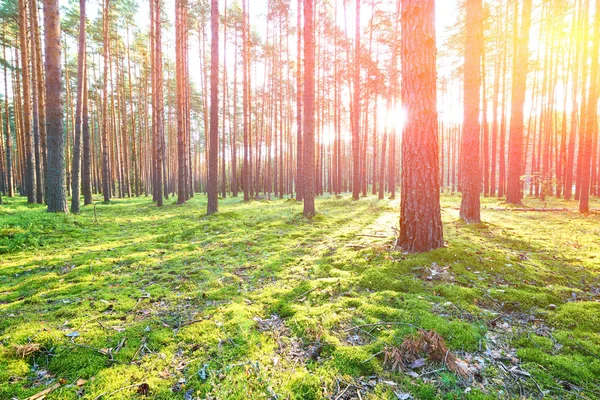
[44,0,68,212]
[506,0,532,204]
[398,0,444,253]
[242,0,250,202]
[302,0,315,217]
[207,0,219,215]
[295,0,303,201]
[176,0,188,204]
[101,0,111,203]
[18,0,36,204]
[459,0,482,223]
[71,0,86,213]
[153,0,164,206]
[3,37,13,197]
[578,0,600,213]
[82,65,92,205]
[351,0,360,200]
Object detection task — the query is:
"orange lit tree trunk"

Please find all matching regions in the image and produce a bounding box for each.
[398,0,443,253]
[351,0,360,200]
[506,0,532,204]
[578,0,600,212]
[459,0,482,223]
[302,0,315,217]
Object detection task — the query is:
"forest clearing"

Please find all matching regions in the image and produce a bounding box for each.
[1,194,600,399]
[2,0,600,397]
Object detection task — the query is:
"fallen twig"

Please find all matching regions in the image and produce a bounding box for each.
[93,383,141,400]
[343,321,419,333]
[25,382,61,400]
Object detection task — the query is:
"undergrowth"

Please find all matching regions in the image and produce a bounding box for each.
[0,193,599,399]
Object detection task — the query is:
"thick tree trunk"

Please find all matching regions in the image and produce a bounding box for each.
[398,0,444,253]
[43,0,68,212]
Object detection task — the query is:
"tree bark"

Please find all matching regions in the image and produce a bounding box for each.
[506,0,532,204]
[398,0,444,253]
[459,0,482,223]
[71,0,86,213]
[302,0,315,217]
[578,0,600,212]
[43,0,68,212]
[18,0,36,203]
[207,0,219,214]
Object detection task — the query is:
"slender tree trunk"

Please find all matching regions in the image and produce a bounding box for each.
[2,32,13,197]
[18,0,36,203]
[30,0,43,203]
[154,0,164,206]
[506,0,532,204]
[101,0,111,202]
[579,0,600,212]
[302,0,315,217]
[242,0,250,201]
[207,0,219,214]
[71,0,86,213]
[176,0,188,204]
[295,0,303,201]
[221,1,228,199]
[82,61,92,205]
[351,0,360,200]
[459,0,483,223]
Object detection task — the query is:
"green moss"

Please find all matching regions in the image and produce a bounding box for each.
[288,372,324,400]
[549,302,600,332]
[1,194,599,399]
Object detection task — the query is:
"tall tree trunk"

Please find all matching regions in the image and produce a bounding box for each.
[506,0,532,204]
[242,0,250,201]
[302,0,315,217]
[101,0,111,202]
[44,0,68,212]
[153,0,164,206]
[30,0,43,203]
[351,0,360,200]
[579,0,600,212]
[176,0,188,204]
[295,0,303,201]
[398,0,443,253]
[2,32,13,197]
[459,0,483,223]
[18,0,36,203]
[82,60,92,205]
[207,0,219,214]
[71,0,86,213]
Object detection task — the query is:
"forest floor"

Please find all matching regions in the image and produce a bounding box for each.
[1,193,600,400]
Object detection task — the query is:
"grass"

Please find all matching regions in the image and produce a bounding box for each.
[0,193,599,399]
